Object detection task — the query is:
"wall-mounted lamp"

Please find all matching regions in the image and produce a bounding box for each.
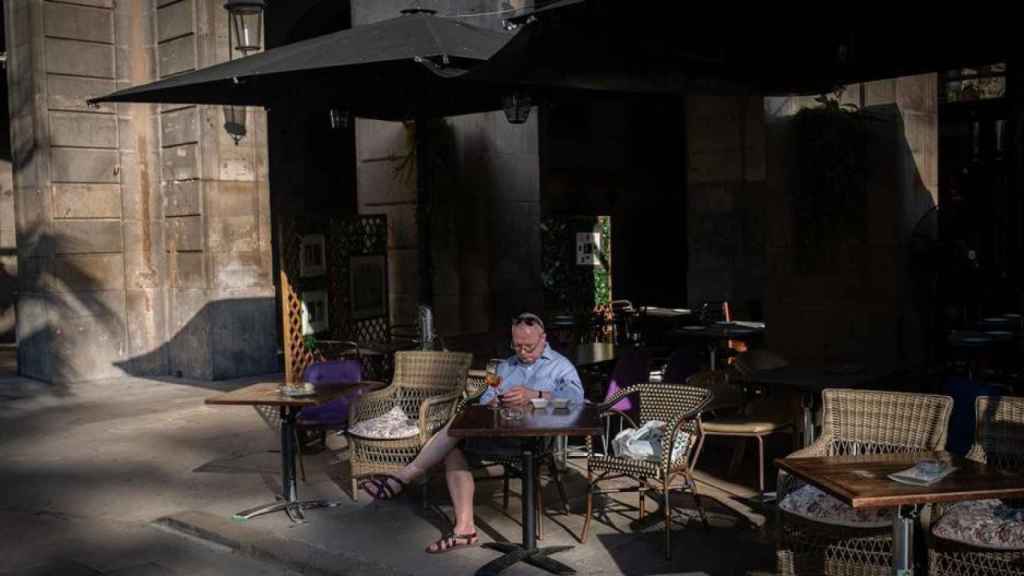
[225,0,265,55]
[223,106,247,145]
[502,91,532,125]
[222,0,264,144]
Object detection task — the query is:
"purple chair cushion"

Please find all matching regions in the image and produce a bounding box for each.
[603,349,650,413]
[297,359,363,429]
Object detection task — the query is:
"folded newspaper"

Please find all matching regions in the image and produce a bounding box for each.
[888,461,956,486]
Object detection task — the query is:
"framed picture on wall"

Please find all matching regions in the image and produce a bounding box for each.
[299,234,326,278]
[350,254,387,320]
[301,290,329,335]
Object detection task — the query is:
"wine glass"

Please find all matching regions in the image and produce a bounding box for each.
[485,359,502,408]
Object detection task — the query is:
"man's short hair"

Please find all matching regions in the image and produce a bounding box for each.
[512,312,545,331]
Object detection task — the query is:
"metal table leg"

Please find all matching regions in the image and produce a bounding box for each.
[801,392,816,447]
[233,406,346,524]
[892,504,918,576]
[477,442,575,576]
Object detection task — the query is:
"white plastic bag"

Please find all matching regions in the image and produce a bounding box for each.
[612,420,690,463]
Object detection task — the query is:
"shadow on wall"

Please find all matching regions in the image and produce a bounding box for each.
[10,225,279,387]
[13,225,121,391]
[763,101,939,368]
[116,297,280,384]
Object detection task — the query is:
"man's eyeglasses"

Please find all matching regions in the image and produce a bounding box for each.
[510,341,542,354]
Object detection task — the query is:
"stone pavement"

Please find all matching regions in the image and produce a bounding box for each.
[0,369,784,575]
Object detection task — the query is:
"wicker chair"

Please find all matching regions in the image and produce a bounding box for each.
[580,382,713,560]
[776,388,953,576]
[928,395,1024,576]
[347,350,472,499]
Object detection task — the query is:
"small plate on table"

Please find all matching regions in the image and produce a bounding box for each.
[281,385,316,397]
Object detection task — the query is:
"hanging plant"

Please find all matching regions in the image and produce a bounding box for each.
[791,88,874,273]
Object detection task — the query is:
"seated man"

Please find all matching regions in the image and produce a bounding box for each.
[359,312,583,554]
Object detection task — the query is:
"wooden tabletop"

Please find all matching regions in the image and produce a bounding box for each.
[204,380,385,408]
[776,451,1024,508]
[449,404,603,439]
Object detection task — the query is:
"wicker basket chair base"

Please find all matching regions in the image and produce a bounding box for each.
[778,512,896,576]
[928,542,1024,576]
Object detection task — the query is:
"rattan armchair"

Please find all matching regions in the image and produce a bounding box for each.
[776,388,953,576]
[347,350,472,499]
[928,395,1024,576]
[580,382,713,560]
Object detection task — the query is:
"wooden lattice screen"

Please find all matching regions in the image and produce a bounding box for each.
[279,214,389,384]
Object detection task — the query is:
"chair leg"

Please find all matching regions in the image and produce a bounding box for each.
[689,475,710,530]
[502,469,510,511]
[756,435,766,495]
[663,479,672,561]
[726,437,746,479]
[580,470,593,544]
[691,431,707,472]
[547,454,570,513]
[536,469,544,541]
[638,477,646,521]
[352,477,359,502]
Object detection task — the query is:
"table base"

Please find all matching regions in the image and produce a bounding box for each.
[233,497,347,524]
[477,543,574,576]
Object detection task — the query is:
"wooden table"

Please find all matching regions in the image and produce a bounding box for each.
[776,451,1024,575]
[449,404,602,576]
[205,380,383,523]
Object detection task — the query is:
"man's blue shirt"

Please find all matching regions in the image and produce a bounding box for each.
[479,344,584,405]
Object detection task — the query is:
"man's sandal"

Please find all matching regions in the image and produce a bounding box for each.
[425,531,479,554]
[358,474,405,500]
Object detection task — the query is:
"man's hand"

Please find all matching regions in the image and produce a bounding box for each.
[499,386,531,407]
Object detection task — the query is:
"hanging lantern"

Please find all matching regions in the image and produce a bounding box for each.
[502,91,532,125]
[225,0,265,55]
[223,105,247,145]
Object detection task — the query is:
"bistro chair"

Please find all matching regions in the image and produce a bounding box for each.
[776,388,953,576]
[580,382,713,559]
[689,368,794,497]
[928,395,1024,576]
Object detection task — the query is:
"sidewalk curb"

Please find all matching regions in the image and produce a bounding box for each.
[154,511,408,576]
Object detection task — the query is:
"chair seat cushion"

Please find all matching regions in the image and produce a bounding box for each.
[348,405,419,440]
[932,499,1024,550]
[702,416,789,434]
[779,484,892,528]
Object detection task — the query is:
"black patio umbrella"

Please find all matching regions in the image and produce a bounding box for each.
[90,8,514,120]
[92,9,520,307]
[470,0,1016,97]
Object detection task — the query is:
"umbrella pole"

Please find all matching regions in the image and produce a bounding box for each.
[415,113,434,309]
